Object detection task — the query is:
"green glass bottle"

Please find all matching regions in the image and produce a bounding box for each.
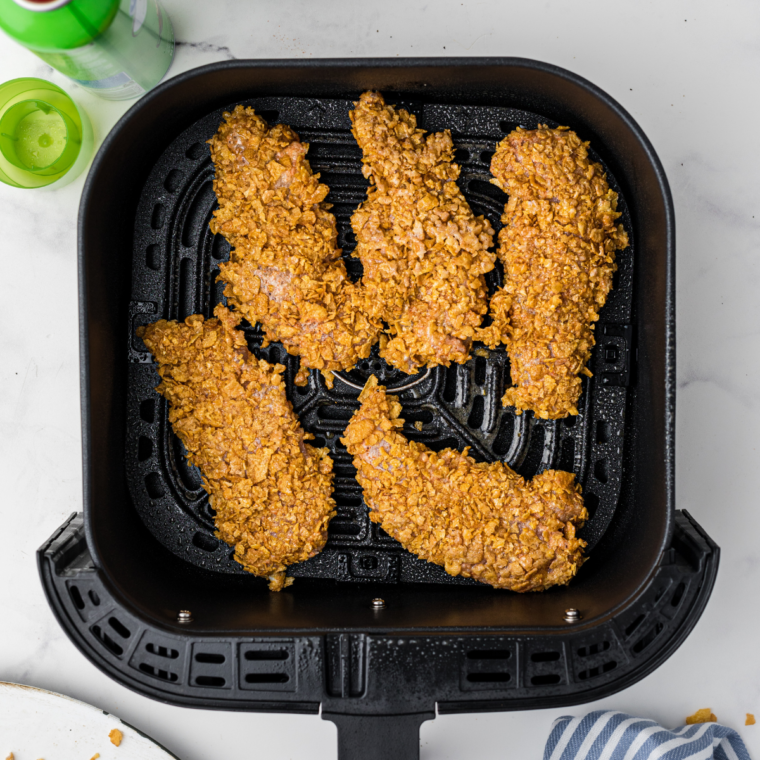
[0,0,174,101]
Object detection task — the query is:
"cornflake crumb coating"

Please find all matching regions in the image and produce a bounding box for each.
[478,126,629,419]
[685,709,718,725]
[342,377,587,591]
[350,91,496,374]
[208,106,381,375]
[137,306,335,591]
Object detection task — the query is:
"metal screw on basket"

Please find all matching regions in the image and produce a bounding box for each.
[564,608,582,623]
[371,598,385,610]
[177,610,193,624]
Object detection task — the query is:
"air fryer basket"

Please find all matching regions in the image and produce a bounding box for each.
[39,59,718,760]
[126,93,634,581]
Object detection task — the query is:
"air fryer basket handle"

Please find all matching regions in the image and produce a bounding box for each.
[322,711,435,760]
[39,510,718,758]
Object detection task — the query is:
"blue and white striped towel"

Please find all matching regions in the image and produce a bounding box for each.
[544,710,752,760]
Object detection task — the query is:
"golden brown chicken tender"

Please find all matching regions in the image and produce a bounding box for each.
[342,377,587,591]
[478,126,629,419]
[137,305,336,591]
[350,91,496,374]
[208,106,381,381]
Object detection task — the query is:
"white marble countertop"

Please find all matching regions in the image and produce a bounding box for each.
[2,1,760,758]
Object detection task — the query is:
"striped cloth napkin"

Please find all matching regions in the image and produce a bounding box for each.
[544,710,752,760]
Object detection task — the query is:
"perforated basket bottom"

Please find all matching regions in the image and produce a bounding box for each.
[125,95,635,585]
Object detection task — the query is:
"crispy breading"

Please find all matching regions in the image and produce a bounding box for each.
[350,91,496,374]
[342,377,587,591]
[685,709,718,725]
[477,126,629,419]
[208,106,381,374]
[137,305,335,591]
[108,729,122,747]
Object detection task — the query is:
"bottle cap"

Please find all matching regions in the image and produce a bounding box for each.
[0,78,92,189]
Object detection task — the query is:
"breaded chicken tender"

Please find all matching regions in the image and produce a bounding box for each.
[478,126,629,419]
[209,106,381,383]
[137,305,336,591]
[350,91,496,374]
[342,377,587,591]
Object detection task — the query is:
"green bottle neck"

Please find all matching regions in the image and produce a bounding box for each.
[0,0,119,51]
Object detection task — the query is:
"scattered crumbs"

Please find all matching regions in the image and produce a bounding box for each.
[414,421,424,431]
[747,714,756,726]
[6,753,14,760]
[474,348,490,358]
[686,708,718,724]
[109,728,123,746]
[91,754,101,760]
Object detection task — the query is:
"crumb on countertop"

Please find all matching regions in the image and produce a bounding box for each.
[109,728,123,746]
[686,708,718,724]
[6,753,13,760]
[747,713,756,726]
[91,754,101,759]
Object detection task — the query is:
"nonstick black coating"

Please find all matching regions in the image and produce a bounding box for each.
[127,94,635,585]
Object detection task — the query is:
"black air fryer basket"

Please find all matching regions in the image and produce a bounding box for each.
[39,59,718,760]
